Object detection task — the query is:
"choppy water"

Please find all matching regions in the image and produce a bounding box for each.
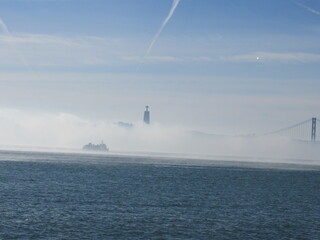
[0,150,319,239]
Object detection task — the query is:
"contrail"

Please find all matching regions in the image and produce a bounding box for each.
[145,0,181,57]
[0,17,33,72]
[293,1,320,16]
[0,18,11,35]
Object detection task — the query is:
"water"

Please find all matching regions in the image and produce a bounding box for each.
[0,150,319,239]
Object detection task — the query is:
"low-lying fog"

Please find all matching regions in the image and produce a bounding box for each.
[0,108,319,164]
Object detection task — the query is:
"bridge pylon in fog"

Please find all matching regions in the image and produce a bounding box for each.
[311,117,316,142]
[262,117,319,142]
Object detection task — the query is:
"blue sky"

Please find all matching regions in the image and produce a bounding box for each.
[0,0,320,150]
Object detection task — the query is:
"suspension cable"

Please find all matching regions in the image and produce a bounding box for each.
[262,119,311,136]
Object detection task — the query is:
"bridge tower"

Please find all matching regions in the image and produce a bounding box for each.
[311,117,316,142]
[143,106,150,124]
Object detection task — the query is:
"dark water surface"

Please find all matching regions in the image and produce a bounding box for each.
[0,150,319,239]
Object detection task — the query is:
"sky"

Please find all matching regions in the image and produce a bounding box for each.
[0,0,320,156]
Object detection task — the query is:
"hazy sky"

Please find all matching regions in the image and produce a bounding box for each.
[0,0,320,153]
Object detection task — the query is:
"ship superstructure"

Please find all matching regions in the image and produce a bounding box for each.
[82,141,109,152]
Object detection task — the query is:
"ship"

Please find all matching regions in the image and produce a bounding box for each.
[82,141,109,152]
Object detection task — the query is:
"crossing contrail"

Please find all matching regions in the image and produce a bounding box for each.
[0,17,33,72]
[293,1,320,16]
[145,0,181,57]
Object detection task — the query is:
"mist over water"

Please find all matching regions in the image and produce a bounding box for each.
[0,108,319,165]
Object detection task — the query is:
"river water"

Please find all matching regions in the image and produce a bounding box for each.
[0,150,319,239]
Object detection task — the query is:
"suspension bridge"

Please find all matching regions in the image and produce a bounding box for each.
[262,117,320,142]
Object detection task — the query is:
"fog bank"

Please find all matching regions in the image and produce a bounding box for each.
[0,108,319,163]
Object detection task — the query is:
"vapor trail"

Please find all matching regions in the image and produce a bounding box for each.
[145,0,180,57]
[293,1,320,16]
[0,17,33,72]
[0,18,10,35]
